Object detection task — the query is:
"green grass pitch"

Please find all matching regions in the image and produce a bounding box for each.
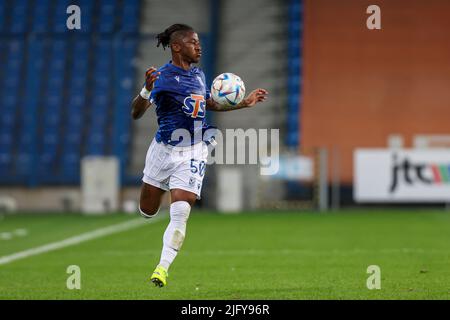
[0,210,449,299]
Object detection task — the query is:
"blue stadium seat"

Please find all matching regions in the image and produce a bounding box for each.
[41,143,59,157]
[10,0,29,34]
[42,123,60,136]
[287,131,299,147]
[7,39,25,51]
[68,94,86,109]
[38,155,58,174]
[21,114,36,129]
[40,145,58,157]
[3,76,21,93]
[45,94,64,109]
[1,92,19,110]
[289,20,301,37]
[0,153,12,175]
[289,57,301,71]
[68,108,84,120]
[87,125,106,136]
[95,40,112,56]
[45,114,63,127]
[0,133,13,154]
[98,0,117,33]
[288,41,300,57]
[69,89,87,104]
[73,38,90,53]
[90,116,108,127]
[61,152,80,175]
[0,108,11,125]
[288,74,300,92]
[47,76,65,92]
[46,101,63,114]
[288,93,300,110]
[66,128,84,141]
[15,153,33,175]
[92,94,109,108]
[72,60,89,74]
[94,62,111,75]
[94,76,110,91]
[31,0,51,33]
[5,42,24,76]
[18,132,36,154]
[62,151,80,161]
[121,0,140,33]
[49,58,66,72]
[287,112,299,126]
[85,135,106,155]
[0,2,6,33]
[0,111,16,133]
[53,0,70,33]
[77,0,94,33]
[65,131,82,144]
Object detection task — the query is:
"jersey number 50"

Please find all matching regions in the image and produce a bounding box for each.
[183,94,206,118]
[190,159,206,177]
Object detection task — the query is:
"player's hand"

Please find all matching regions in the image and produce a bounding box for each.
[242,88,268,108]
[145,67,160,91]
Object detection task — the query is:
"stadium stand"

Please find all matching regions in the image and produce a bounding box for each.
[286,0,302,147]
[0,0,141,185]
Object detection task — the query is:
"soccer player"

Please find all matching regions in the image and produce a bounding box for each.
[131,24,268,287]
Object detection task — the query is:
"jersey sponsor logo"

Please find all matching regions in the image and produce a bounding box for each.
[183,94,206,118]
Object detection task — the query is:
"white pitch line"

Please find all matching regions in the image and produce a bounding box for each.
[0,215,166,266]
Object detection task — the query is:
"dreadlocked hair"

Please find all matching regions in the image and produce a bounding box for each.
[156,24,194,50]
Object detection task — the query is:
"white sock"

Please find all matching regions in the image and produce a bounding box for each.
[158,201,191,270]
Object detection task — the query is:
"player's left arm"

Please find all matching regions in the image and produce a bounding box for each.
[206,88,268,112]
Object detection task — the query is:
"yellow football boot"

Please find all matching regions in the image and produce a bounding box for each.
[150,265,168,287]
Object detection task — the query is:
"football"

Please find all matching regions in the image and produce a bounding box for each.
[211,73,246,107]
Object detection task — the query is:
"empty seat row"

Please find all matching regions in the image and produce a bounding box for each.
[0,0,141,34]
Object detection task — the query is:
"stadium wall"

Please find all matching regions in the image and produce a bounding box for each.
[301,0,450,185]
[0,187,171,212]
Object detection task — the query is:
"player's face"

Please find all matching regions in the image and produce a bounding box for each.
[181,32,202,64]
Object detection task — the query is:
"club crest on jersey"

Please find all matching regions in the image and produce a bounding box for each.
[183,94,206,118]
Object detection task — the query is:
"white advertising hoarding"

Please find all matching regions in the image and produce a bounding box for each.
[354,149,450,202]
[81,156,119,213]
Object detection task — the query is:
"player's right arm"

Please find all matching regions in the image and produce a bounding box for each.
[131,67,160,120]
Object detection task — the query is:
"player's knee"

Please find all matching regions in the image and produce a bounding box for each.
[139,204,160,218]
[170,189,197,207]
[170,201,191,223]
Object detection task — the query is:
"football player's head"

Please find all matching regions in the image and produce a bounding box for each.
[157,24,202,64]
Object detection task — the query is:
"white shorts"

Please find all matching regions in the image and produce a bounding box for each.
[142,139,208,199]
